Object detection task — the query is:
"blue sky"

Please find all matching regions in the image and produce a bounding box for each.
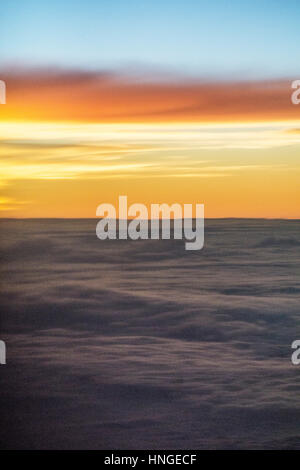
[0,0,300,78]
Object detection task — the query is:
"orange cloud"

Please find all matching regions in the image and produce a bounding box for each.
[0,68,298,123]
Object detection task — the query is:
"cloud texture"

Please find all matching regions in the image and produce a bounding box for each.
[0,219,300,448]
[1,68,298,123]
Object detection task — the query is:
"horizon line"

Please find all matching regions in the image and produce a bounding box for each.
[1,217,299,221]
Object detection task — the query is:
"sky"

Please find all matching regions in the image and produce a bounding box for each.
[1,0,300,77]
[0,0,299,218]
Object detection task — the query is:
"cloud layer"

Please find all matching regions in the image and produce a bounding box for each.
[1,219,300,448]
[1,68,299,123]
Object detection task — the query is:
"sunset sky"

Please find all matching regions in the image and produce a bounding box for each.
[0,0,299,218]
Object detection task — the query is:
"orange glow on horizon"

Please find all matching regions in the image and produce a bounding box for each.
[0,69,300,219]
[0,69,299,124]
